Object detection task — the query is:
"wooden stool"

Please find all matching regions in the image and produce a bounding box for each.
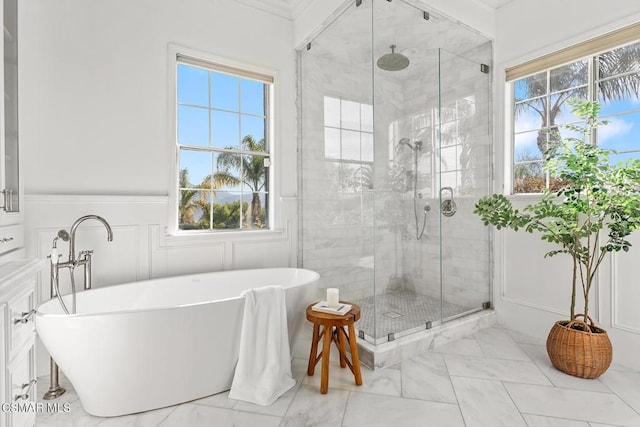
[306,302,363,394]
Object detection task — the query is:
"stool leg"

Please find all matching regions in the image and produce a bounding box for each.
[347,322,363,386]
[321,325,332,394]
[307,323,320,376]
[337,326,347,368]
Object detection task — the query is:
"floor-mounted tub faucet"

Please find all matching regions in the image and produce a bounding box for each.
[44,214,113,400]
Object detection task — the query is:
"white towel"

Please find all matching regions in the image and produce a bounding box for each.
[229,285,296,406]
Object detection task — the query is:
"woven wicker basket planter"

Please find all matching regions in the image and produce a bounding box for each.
[546,314,612,379]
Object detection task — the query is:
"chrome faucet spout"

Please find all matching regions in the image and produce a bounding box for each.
[68,215,113,262]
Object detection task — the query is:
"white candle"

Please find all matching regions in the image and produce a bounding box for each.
[327,288,339,308]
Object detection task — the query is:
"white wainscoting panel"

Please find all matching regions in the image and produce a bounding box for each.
[612,233,640,333]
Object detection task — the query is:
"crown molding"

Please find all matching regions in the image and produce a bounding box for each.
[232,0,294,20]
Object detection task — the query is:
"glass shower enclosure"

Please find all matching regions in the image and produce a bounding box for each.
[298,0,492,344]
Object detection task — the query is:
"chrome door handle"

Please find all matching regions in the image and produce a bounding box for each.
[440,187,457,217]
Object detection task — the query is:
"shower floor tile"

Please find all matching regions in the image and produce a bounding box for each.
[353,290,475,340]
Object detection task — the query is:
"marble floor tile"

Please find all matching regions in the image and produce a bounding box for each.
[473,327,532,361]
[505,382,640,426]
[598,369,640,413]
[303,361,402,397]
[292,357,311,380]
[158,403,281,427]
[401,352,457,403]
[444,353,552,386]
[191,390,236,409]
[519,344,611,393]
[523,413,591,426]
[342,391,464,427]
[505,328,546,345]
[450,376,527,427]
[232,380,301,417]
[281,384,349,427]
[89,407,177,427]
[430,337,484,357]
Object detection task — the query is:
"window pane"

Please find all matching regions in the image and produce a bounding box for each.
[179,190,210,230]
[177,64,208,107]
[361,104,373,132]
[597,113,640,152]
[514,99,546,133]
[213,152,242,191]
[597,73,640,115]
[324,96,340,128]
[361,133,373,162]
[242,192,267,229]
[515,130,544,161]
[513,162,544,194]
[211,110,239,149]
[341,130,360,161]
[598,42,640,79]
[179,149,211,188]
[440,121,458,146]
[610,151,640,164]
[341,100,360,130]
[550,60,588,92]
[241,155,268,193]
[549,89,588,125]
[324,127,340,159]
[439,146,458,172]
[178,106,209,146]
[439,171,457,192]
[211,72,239,111]
[211,192,242,229]
[241,115,265,148]
[241,79,265,116]
[340,163,360,192]
[514,72,547,101]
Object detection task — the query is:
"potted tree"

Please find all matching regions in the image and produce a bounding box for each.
[475,99,640,378]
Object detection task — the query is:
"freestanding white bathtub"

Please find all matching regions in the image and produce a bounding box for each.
[36,267,319,417]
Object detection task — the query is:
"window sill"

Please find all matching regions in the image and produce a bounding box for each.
[164,228,288,246]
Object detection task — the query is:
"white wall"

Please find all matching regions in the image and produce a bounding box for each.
[19,0,297,375]
[494,0,640,370]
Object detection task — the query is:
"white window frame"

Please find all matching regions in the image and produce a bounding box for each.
[167,45,278,236]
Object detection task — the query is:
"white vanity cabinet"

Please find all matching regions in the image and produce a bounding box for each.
[0,259,43,427]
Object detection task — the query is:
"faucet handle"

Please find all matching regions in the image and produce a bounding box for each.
[78,250,94,258]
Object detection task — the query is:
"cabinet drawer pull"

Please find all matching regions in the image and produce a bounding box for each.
[0,237,14,243]
[14,379,37,401]
[13,309,36,325]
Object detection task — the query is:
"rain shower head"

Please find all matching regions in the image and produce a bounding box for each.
[377,45,410,71]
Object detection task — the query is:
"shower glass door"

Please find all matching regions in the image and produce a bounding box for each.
[437,47,492,321]
[372,0,443,342]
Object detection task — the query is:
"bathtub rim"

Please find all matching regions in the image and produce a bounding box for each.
[36,267,319,319]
